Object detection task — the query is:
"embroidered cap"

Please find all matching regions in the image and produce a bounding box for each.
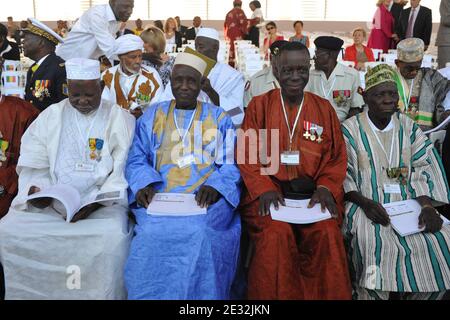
[196,28,220,42]
[364,64,397,92]
[23,18,64,45]
[115,34,144,56]
[397,38,425,63]
[174,52,207,76]
[66,58,101,80]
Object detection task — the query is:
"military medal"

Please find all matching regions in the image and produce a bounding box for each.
[0,185,5,197]
[316,125,324,144]
[310,124,317,142]
[0,137,9,163]
[95,139,104,162]
[89,138,97,160]
[303,121,311,140]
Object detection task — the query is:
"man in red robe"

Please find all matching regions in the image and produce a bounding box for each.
[224,0,248,67]
[0,90,39,218]
[238,42,352,300]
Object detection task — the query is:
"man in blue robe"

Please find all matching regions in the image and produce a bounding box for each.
[124,51,242,300]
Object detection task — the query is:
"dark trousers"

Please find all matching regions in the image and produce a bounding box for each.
[246,26,260,47]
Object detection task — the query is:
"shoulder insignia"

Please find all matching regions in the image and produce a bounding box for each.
[59,63,65,67]
[62,83,69,96]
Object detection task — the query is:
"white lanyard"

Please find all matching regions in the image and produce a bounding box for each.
[174,108,197,147]
[321,76,337,99]
[280,93,304,149]
[401,78,414,108]
[74,104,103,162]
[368,116,396,169]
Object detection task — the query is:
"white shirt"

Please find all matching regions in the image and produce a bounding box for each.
[35,54,50,67]
[407,5,421,33]
[55,4,119,61]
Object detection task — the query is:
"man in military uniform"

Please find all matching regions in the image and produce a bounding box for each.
[305,36,364,122]
[23,18,67,111]
[243,40,288,108]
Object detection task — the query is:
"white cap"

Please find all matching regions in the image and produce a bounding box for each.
[115,34,144,56]
[66,58,101,80]
[174,52,207,76]
[26,17,64,44]
[196,28,220,42]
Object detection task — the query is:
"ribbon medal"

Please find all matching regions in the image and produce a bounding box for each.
[0,138,9,164]
[34,80,51,101]
[315,124,324,144]
[309,124,317,142]
[88,138,104,161]
[303,121,312,140]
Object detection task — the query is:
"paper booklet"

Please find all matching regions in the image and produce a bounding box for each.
[270,199,332,224]
[147,193,207,217]
[383,200,450,237]
[26,184,124,222]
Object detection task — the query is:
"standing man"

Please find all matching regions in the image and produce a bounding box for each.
[305,36,365,122]
[133,19,144,36]
[243,40,287,108]
[56,0,134,63]
[224,0,248,67]
[174,16,188,38]
[185,16,202,42]
[23,18,67,112]
[436,0,450,69]
[0,24,20,61]
[238,42,351,300]
[162,28,245,127]
[101,34,163,119]
[396,0,432,51]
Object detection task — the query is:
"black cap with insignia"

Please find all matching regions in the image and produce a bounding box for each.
[270,40,289,56]
[314,36,344,51]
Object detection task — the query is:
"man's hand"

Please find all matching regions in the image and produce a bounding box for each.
[136,185,156,209]
[419,206,443,233]
[259,191,285,216]
[27,186,52,209]
[201,77,220,106]
[71,203,102,223]
[308,186,338,219]
[130,107,144,119]
[361,199,390,226]
[195,185,220,208]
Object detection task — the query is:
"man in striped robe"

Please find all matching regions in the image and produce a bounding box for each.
[394,38,450,131]
[343,64,450,300]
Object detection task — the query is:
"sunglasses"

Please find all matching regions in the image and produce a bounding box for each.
[266,27,275,31]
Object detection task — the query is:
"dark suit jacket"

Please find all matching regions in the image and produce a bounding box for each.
[185,27,197,42]
[179,25,188,37]
[173,31,183,49]
[0,40,20,61]
[25,52,68,111]
[390,3,405,26]
[396,6,432,46]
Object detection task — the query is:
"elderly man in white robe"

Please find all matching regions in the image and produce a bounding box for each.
[0,58,135,300]
[161,28,245,127]
[101,34,163,119]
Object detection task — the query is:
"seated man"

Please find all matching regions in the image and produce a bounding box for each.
[162,28,245,127]
[394,38,450,131]
[0,58,135,300]
[125,52,242,299]
[305,36,365,122]
[342,64,450,300]
[101,34,163,119]
[238,42,352,300]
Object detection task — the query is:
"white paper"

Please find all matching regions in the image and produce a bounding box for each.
[383,200,450,237]
[147,193,207,217]
[270,199,332,224]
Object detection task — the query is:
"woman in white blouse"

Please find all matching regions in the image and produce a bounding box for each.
[247,0,264,47]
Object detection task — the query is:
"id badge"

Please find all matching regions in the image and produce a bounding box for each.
[75,162,95,172]
[384,183,401,194]
[281,151,300,165]
[177,154,196,169]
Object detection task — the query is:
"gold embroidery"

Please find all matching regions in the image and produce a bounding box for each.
[103,70,113,89]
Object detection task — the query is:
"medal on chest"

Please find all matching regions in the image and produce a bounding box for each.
[89,138,104,162]
[0,132,9,165]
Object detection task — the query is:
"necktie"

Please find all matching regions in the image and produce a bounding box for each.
[406,8,415,38]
